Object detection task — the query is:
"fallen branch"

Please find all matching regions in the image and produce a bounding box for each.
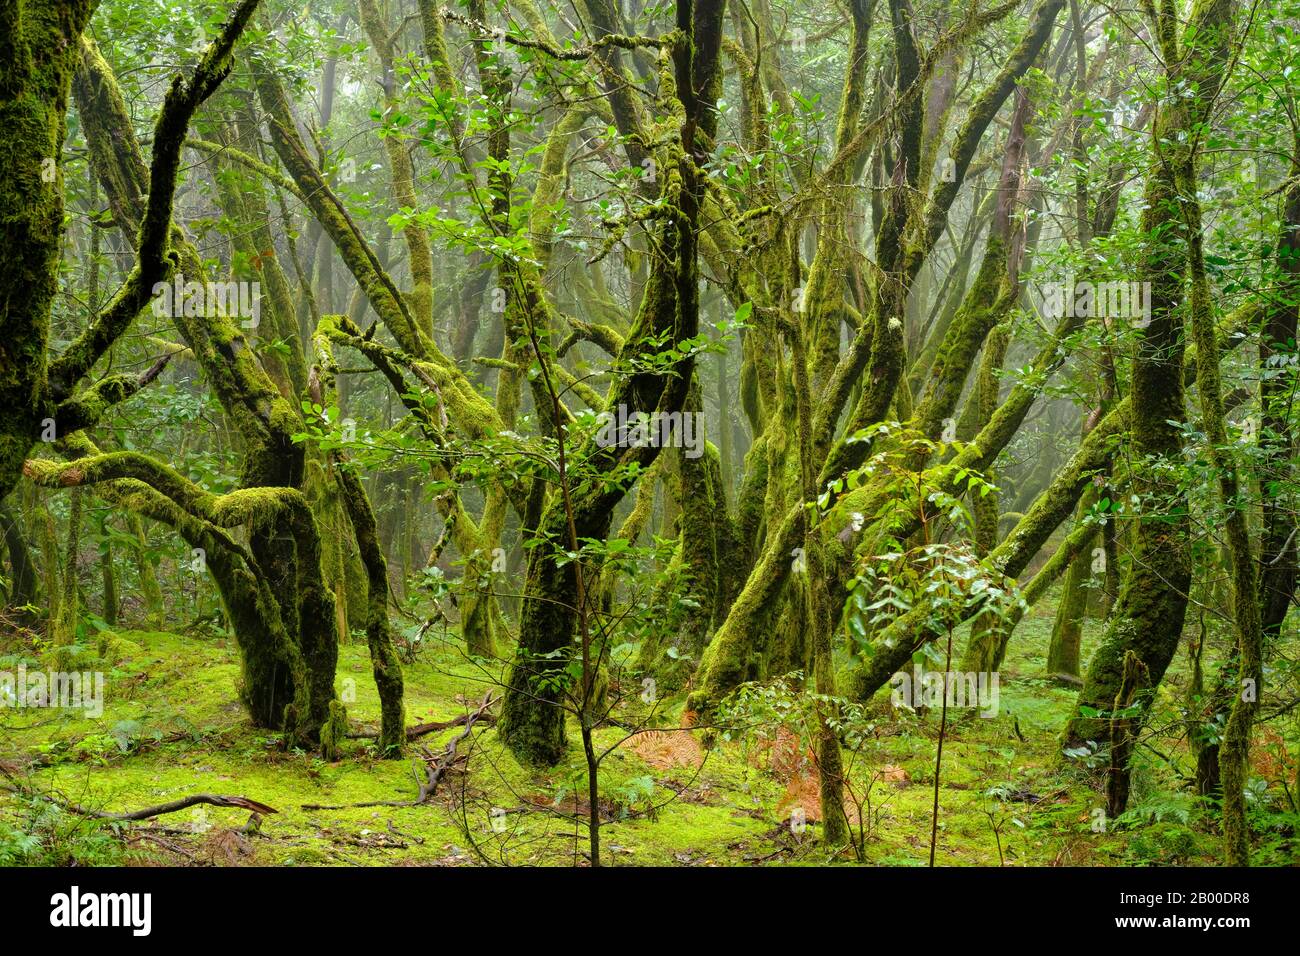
[1,771,278,822]
[304,694,496,811]
[419,693,495,799]
[73,794,279,821]
[344,704,498,742]
[408,712,496,740]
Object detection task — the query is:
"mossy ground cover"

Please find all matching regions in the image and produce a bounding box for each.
[0,594,1235,866]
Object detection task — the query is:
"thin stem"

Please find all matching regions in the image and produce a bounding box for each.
[929,623,954,866]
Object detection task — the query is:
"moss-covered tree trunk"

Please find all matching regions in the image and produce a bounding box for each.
[66,6,345,748]
[960,322,1013,674]
[1257,146,1300,711]
[0,0,97,503]
[690,0,1063,717]
[130,514,165,628]
[0,500,40,623]
[51,487,83,647]
[1064,2,1236,812]
[310,337,407,755]
[1044,482,1098,681]
[499,0,726,765]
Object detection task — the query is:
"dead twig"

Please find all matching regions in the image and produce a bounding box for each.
[53,792,275,821]
[344,701,498,741]
[4,781,278,823]
[303,693,496,811]
[0,762,278,821]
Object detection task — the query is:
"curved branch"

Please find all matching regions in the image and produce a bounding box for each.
[48,0,265,399]
[23,450,310,533]
[187,137,308,203]
[52,354,171,435]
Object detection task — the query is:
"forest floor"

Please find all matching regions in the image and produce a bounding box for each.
[0,595,1238,866]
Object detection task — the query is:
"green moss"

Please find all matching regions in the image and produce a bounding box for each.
[319,700,349,762]
[0,0,98,501]
[1126,823,1202,865]
[0,618,1230,867]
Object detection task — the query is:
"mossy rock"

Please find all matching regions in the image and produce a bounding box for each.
[96,632,144,664]
[44,641,104,671]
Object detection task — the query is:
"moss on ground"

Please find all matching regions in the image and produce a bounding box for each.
[0,595,1238,865]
